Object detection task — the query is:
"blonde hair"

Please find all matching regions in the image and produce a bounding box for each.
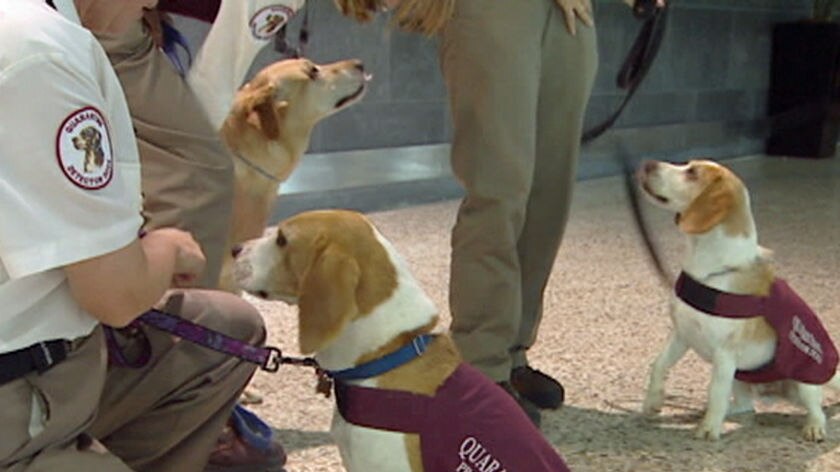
[334,0,455,36]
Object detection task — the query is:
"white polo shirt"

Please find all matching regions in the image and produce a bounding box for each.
[187,0,306,130]
[0,0,143,354]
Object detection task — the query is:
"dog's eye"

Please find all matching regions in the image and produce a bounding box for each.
[306,65,320,80]
[276,231,288,247]
[685,166,698,180]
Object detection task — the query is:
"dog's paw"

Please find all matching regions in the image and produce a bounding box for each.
[694,421,722,441]
[642,391,664,416]
[802,420,826,442]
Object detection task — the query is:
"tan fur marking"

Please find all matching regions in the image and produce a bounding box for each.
[282,211,399,352]
[298,243,361,354]
[727,260,777,346]
[679,164,751,237]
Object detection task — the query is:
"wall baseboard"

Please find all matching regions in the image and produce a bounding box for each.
[271,120,767,222]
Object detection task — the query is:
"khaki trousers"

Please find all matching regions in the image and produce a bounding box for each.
[0,290,264,472]
[98,23,236,289]
[440,0,598,381]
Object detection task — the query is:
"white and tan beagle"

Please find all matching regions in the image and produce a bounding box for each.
[232,210,569,471]
[638,159,840,441]
[218,59,370,291]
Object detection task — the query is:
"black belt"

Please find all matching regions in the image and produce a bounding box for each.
[0,340,72,386]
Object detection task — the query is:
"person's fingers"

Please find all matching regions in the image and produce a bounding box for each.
[578,5,594,28]
[564,4,577,36]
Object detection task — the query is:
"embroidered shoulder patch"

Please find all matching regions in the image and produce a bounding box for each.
[250,5,294,40]
[56,106,114,190]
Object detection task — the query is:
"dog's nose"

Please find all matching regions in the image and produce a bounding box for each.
[642,160,658,175]
[231,245,243,258]
[353,61,365,72]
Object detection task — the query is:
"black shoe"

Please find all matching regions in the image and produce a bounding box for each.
[498,381,541,427]
[511,366,565,410]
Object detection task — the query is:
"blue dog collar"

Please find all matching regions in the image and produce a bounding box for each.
[327,334,436,381]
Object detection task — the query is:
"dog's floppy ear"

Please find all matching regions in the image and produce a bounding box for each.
[297,243,361,354]
[241,83,288,141]
[677,176,735,234]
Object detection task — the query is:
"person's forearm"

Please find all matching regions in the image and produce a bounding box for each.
[65,237,177,328]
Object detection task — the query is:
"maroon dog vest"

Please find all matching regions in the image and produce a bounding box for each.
[335,363,570,471]
[676,272,838,384]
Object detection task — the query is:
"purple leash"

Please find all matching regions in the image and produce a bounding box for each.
[105,309,318,373]
[143,309,319,372]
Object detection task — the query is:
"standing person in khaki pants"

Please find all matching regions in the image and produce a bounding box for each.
[335,0,598,426]
[0,1,272,471]
[440,0,598,426]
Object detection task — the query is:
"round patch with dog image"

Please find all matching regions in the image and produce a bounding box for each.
[249,5,294,40]
[56,106,114,190]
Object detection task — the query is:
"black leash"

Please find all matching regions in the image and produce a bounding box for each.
[581,0,675,287]
[581,0,669,145]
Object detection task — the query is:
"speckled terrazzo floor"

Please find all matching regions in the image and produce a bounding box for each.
[244,155,840,472]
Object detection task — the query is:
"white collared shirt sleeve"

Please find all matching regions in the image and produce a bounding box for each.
[187,0,306,130]
[0,52,143,279]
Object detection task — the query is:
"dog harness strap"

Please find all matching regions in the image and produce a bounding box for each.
[335,380,431,433]
[675,271,766,318]
[327,334,436,381]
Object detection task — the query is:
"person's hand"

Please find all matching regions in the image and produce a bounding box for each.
[555,0,594,36]
[144,228,206,287]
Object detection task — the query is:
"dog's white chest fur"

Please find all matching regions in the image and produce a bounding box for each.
[318,229,437,472]
[331,406,413,472]
[671,298,775,371]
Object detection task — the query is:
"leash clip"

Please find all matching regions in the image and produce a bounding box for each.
[261,347,283,373]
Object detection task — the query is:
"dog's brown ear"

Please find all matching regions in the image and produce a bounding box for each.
[297,244,360,354]
[241,84,288,141]
[678,177,735,234]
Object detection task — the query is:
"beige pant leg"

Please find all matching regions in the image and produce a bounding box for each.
[512,7,599,369]
[442,0,598,380]
[441,0,548,382]
[0,328,132,472]
[98,23,235,289]
[89,290,265,472]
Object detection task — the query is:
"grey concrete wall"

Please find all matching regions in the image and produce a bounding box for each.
[176,0,813,155]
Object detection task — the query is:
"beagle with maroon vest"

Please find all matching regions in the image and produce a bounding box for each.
[638,159,840,441]
[232,210,568,471]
